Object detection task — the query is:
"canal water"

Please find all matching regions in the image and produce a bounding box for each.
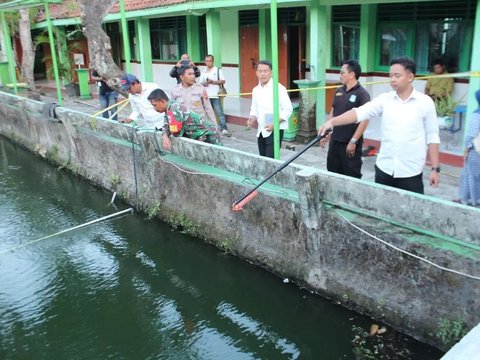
[0,137,442,360]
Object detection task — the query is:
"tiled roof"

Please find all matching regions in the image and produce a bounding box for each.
[36,0,191,22]
[36,1,81,21]
[110,0,190,13]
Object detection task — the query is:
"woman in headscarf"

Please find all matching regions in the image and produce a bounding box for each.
[456,89,480,206]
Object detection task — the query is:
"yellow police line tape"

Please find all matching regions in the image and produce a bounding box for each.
[90,98,130,129]
[220,70,480,98]
[91,98,130,118]
[87,70,480,118]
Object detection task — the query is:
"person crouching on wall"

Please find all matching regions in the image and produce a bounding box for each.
[148,88,222,150]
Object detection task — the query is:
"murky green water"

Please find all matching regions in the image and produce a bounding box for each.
[0,137,442,359]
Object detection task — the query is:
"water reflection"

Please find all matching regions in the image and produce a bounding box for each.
[217,301,300,358]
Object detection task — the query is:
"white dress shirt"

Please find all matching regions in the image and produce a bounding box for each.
[198,66,224,99]
[250,79,293,138]
[354,89,440,178]
[128,82,164,129]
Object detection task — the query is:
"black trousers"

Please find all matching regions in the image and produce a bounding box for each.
[375,165,424,194]
[258,130,284,158]
[327,140,363,178]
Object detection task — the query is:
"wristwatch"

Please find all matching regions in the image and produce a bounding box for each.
[350,138,357,144]
[431,166,441,173]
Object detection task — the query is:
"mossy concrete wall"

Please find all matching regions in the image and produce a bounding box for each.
[0,91,479,350]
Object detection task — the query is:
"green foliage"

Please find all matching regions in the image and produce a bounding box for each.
[437,318,467,349]
[109,174,121,188]
[220,239,232,254]
[4,7,39,32]
[46,144,58,160]
[147,202,161,220]
[33,32,48,49]
[34,27,84,84]
[69,163,82,175]
[42,52,76,84]
[3,12,20,35]
[168,213,197,236]
[34,26,84,47]
[435,95,461,117]
[65,1,81,14]
[58,60,76,84]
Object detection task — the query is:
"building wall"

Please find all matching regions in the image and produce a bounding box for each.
[124,62,241,97]
[123,9,242,96]
[220,10,240,65]
[151,63,177,92]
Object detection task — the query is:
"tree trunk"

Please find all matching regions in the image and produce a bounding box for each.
[19,9,36,90]
[12,38,20,80]
[78,0,123,84]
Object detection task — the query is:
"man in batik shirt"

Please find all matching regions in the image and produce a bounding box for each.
[147,88,222,150]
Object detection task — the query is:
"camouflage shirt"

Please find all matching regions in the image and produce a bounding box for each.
[164,100,222,146]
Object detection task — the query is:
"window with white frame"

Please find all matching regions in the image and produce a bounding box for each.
[150,17,187,61]
[376,0,474,73]
[332,5,360,68]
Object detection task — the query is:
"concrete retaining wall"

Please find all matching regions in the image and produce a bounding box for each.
[1,91,479,350]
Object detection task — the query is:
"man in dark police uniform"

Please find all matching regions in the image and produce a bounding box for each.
[323,60,370,178]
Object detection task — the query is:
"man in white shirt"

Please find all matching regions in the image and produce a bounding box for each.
[119,74,164,129]
[199,54,230,136]
[317,56,440,194]
[247,60,293,158]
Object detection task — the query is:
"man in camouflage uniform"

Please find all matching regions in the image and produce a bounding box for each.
[170,66,218,127]
[148,88,222,151]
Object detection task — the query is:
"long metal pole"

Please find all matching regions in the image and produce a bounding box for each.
[232,130,331,211]
[1,11,17,94]
[119,0,131,73]
[270,0,280,159]
[44,1,63,105]
[0,208,134,255]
